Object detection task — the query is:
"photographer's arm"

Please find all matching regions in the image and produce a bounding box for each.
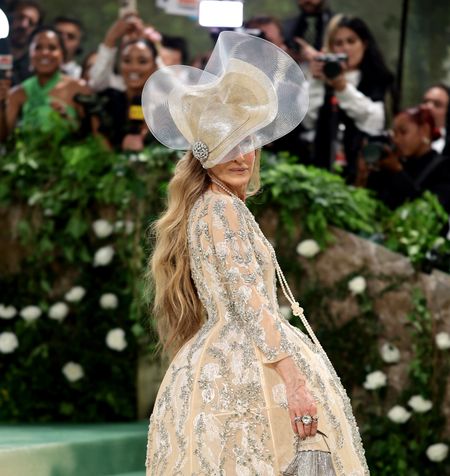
[334,83,385,135]
[89,17,142,92]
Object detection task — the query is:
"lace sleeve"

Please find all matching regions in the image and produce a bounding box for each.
[199,195,291,364]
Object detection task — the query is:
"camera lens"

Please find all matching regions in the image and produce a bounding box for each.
[323,61,343,79]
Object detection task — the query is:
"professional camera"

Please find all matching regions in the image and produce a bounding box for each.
[316,53,348,79]
[361,133,394,165]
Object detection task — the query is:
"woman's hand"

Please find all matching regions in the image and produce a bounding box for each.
[272,357,318,440]
[122,133,144,151]
[379,150,403,172]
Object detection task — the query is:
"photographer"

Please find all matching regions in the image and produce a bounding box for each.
[91,38,157,151]
[303,14,394,183]
[53,16,84,79]
[89,13,144,92]
[422,84,449,154]
[360,107,450,213]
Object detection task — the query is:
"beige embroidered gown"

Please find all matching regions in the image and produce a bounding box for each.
[146,190,369,476]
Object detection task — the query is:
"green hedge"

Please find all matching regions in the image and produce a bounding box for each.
[1,120,449,474]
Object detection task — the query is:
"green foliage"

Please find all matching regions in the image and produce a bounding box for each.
[383,192,450,264]
[255,151,385,245]
[0,119,175,422]
[1,125,450,473]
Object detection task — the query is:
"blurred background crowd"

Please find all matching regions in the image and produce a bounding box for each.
[0,0,449,217]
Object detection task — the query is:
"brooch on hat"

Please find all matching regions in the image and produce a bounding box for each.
[192,140,209,165]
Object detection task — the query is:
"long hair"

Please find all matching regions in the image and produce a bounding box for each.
[148,151,261,357]
[324,14,394,101]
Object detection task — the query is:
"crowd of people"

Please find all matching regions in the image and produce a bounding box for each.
[0,0,449,215]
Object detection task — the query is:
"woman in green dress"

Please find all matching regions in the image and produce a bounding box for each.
[0,27,91,140]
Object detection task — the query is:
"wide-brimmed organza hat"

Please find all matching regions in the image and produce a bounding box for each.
[142,31,308,168]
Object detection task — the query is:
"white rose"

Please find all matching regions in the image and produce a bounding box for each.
[125,220,134,235]
[0,332,19,353]
[279,305,292,320]
[296,239,320,258]
[64,286,86,303]
[387,405,411,424]
[408,395,433,413]
[62,362,84,382]
[92,219,113,239]
[106,328,127,351]
[426,443,449,462]
[115,220,134,234]
[93,246,115,267]
[433,237,445,248]
[48,302,69,322]
[348,276,367,295]
[363,370,387,390]
[20,305,42,322]
[408,245,420,256]
[380,342,401,364]
[435,332,450,350]
[99,293,119,310]
[0,304,17,319]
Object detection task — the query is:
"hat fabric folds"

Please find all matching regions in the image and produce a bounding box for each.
[142,31,308,168]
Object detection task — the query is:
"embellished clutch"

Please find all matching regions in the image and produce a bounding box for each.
[282,449,336,476]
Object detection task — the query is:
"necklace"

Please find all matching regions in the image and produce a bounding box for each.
[210,177,242,201]
[208,177,325,351]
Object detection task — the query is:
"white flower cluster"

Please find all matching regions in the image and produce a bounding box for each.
[296,239,320,258]
[48,302,69,322]
[435,331,450,350]
[100,293,119,310]
[426,443,448,462]
[92,218,134,239]
[62,362,84,382]
[0,305,17,319]
[348,276,367,295]
[363,370,387,390]
[106,328,127,351]
[380,342,400,364]
[94,246,115,267]
[387,405,411,424]
[0,332,19,353]
[64,286,86,303]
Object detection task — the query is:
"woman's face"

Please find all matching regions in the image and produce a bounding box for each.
[30,31,64,75]
[209,149,256,194]
[120,42,156,92]
[392,113,430,158]
[331,27,366,70]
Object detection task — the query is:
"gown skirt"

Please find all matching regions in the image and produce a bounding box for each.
[146,191,369,476]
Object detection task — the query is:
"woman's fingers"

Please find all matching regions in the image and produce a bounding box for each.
[296,420,306,440]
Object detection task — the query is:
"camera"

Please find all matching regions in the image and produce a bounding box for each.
[316,53,348,79]
[361,133,394,165]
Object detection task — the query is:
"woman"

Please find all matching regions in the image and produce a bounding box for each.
[304,14,394,182]
[361,106,450,213]
[0,27,90,139]
[143,32,368,475]
[93,38,157,151]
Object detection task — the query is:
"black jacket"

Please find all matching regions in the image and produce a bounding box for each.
[367,150,450,213]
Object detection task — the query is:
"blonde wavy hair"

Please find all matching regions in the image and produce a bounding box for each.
[148,150,261,357]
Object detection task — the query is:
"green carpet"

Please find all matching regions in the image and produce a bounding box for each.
[0,421,147,476]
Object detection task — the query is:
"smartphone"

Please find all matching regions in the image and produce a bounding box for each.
[119,0,138,18]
